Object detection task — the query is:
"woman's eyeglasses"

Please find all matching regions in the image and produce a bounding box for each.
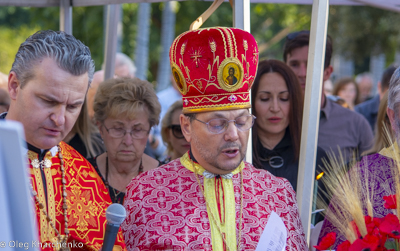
[102,123,149,139]
[168,124,185,139]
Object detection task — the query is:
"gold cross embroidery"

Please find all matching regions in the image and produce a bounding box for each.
[191,50,203,67]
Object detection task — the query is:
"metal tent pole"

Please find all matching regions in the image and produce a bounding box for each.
[233,0,253,164]
[296,0,329,244]
[104,4,121,81]
[60,0,72,34]
[233,0,250,31]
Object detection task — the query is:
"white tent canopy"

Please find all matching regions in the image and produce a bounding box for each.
[2,0,400,12]
[1,0,399,245]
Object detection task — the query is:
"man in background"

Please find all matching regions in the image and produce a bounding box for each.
[283,30,373,161]
[356,72,374,103]
[355,65,397,132]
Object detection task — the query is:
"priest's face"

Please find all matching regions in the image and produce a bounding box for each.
[7,57,88,149]
[181,109,250,175]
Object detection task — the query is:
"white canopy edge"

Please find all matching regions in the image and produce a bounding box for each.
[1,0,400,14]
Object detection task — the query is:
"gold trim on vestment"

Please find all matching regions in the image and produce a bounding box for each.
[28,151,56,242]
[180,153,243,250]
[44,151,56,240]
[183,103,250,114]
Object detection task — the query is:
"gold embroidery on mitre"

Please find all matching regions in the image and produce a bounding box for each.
[218,57,244,92]
[221,28,234,58]
[253,46,258,65]
[209,40,217,53]
[190,48,204,68]
[214,28,228,59]
[243,40,248,52]
[171,62,187,95]
[183,102,251,114]
[191,96,226,105]
[180,41,187,56]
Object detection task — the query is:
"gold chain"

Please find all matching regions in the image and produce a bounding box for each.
[193,160,244,251]
[30,145,70,250]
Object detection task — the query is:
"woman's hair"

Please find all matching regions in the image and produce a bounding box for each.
[364,92,393,155]
[72,99,104,158]
[251,59,303,168]
[332,77,360,105]
[161,100,183,156]
[93,77,161,128]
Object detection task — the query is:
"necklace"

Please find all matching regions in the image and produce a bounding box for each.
[192,161,244,251]
[30,145,69,251]
[105,155,143,203]
[261,155,284,168]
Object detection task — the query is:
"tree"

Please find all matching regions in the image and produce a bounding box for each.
[156,1,176,92]
[328,6,400,70]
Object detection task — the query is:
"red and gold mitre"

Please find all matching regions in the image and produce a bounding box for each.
[169,27,259,114]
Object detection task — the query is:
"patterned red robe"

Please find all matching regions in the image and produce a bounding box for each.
[28,141,126,251]
[122,154,307,250]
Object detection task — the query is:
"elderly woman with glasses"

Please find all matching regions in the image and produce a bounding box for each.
[88,77,161,204]
[160,100,190,163]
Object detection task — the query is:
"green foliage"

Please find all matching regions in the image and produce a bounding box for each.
[1,3,399,80]
[250,3,312,60]
[0,6,104,71]
[0,25,41,73]
[328,6,400,69]
[121,3,139,61]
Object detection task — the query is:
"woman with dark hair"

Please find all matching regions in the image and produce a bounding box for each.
[332,77,359,110]
[160,100,190,163]
[251,59,327,192]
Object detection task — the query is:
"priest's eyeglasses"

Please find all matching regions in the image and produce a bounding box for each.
[193,115,256,134]
[102,124,149,139]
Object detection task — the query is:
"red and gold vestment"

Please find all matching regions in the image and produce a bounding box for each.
[28,141,126,251]
[122,153,307,251]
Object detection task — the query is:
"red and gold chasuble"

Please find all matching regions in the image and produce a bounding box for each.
[27,141,126,251]
[122,153,307,250]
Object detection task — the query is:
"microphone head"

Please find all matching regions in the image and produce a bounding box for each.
[106,203,126,225]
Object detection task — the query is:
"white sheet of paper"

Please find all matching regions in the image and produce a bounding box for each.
[255,211,287,251]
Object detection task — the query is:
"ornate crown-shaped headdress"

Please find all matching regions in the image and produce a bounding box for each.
[169,27,259,114]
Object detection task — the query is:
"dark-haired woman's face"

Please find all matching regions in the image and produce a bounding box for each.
[254,72,290,140]
[168,109,190,158]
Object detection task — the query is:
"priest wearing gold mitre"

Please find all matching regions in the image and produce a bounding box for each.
[122,27,308,250]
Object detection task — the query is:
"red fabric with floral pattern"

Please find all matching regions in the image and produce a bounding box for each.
[122,158,307,250]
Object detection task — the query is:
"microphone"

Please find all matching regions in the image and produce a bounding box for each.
[103,203,126,251]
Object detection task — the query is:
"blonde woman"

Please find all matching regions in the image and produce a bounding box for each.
[88,77,161,204]
[363,92,394,155]
[63,99,105,159]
